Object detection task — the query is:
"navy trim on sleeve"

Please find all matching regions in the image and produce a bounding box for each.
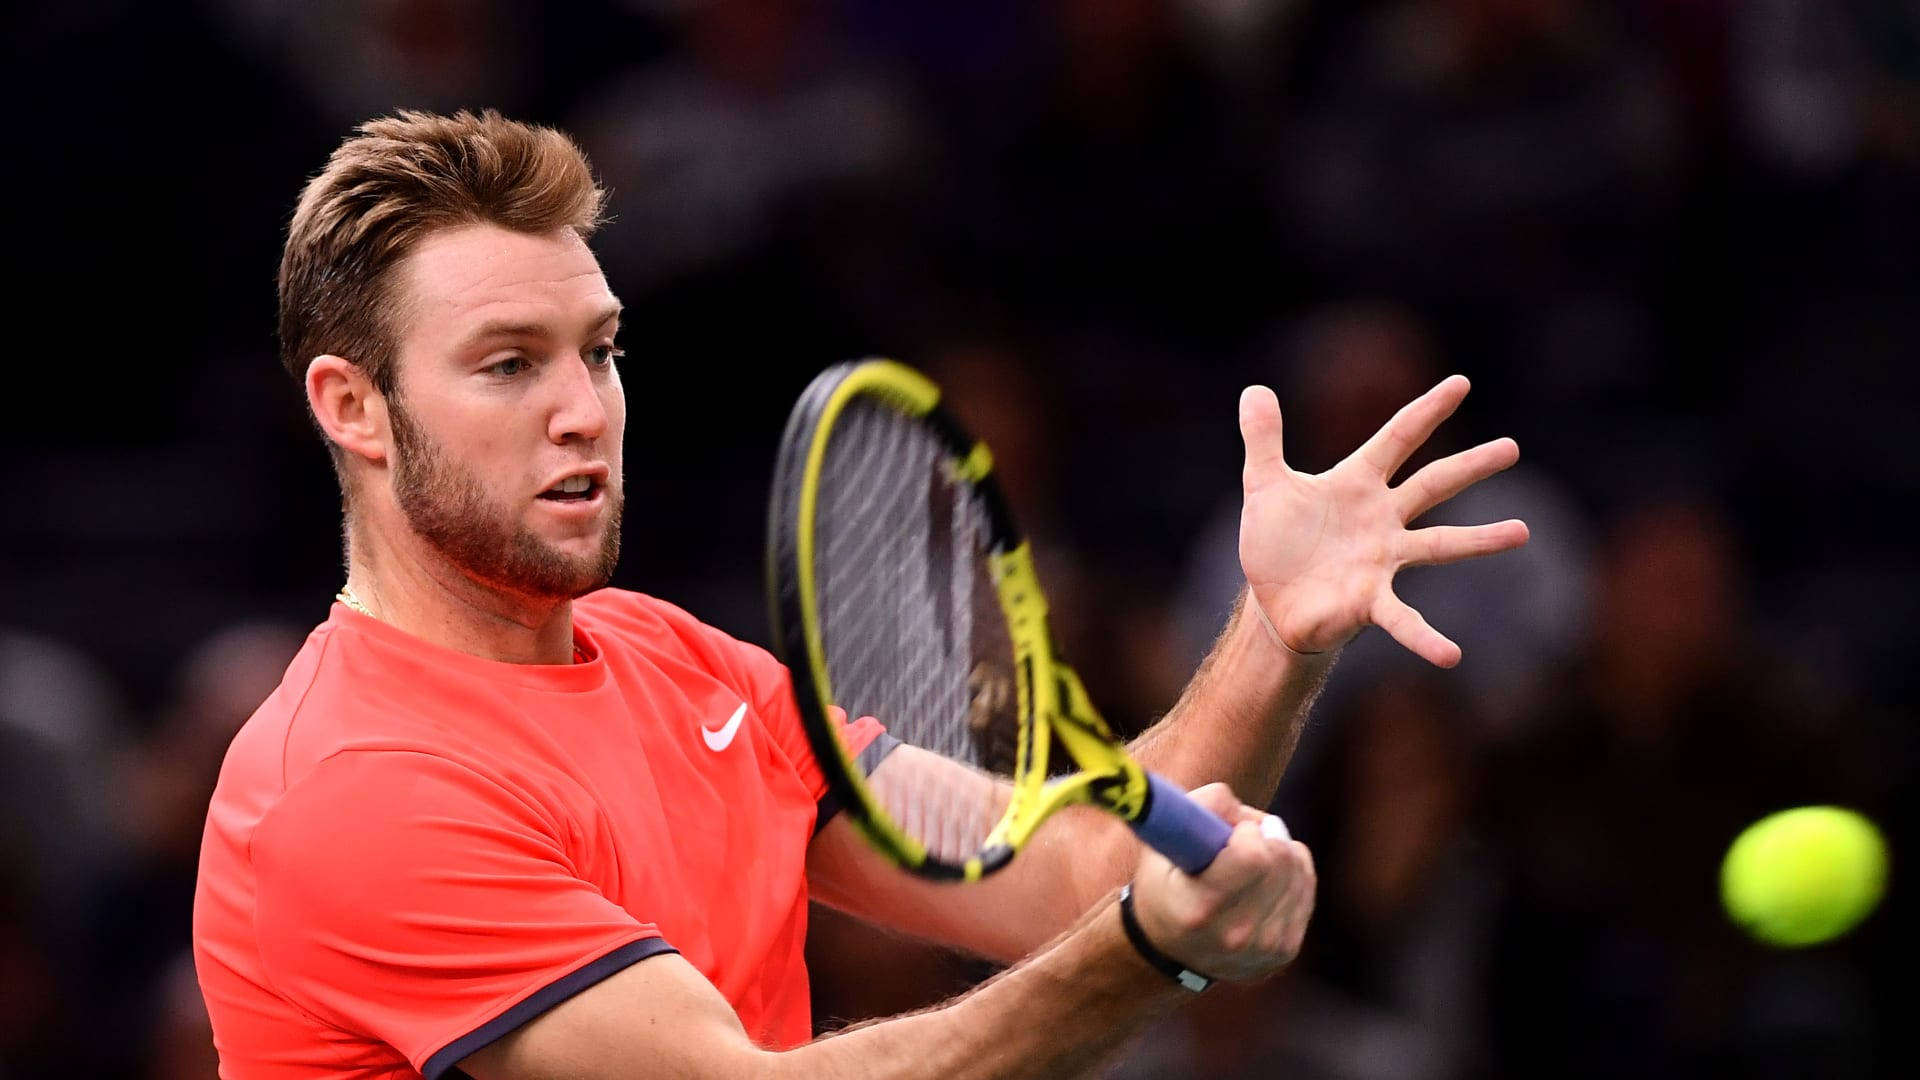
[812,733,904,836]
[422,936,679,1079]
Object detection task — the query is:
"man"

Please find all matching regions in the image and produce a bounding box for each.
[193,110,1528,1079]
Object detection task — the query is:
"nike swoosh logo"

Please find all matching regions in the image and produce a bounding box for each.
[702,702,747,752]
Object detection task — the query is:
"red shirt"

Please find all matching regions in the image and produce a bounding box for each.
[193,590,883,1079]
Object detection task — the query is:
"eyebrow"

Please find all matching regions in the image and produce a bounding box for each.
[459,303,623,350]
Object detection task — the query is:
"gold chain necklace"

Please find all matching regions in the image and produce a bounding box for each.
[335,585,374,616]
[336,585,587,663]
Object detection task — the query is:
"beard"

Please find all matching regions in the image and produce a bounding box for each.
[389,403,622,600]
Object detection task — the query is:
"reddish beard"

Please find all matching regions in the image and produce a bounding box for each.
[389,401,622,599]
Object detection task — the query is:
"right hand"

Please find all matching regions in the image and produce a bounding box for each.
[1127,783,1317,982]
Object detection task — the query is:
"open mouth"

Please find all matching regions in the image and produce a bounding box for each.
[538,475,601,502]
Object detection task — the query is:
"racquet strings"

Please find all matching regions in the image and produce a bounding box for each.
[812,397,1018,863]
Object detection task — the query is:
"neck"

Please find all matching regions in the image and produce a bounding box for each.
[341,518,578,666]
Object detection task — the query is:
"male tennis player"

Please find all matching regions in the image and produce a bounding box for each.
[193,110,1528,1079]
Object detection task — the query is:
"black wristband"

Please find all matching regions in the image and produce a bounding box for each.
[1117,884,1215,992]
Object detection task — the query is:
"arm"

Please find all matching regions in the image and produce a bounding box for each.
[810,377,1527,951]
[1137,376,1528,802]
[250,739,1311,1080]
[462,896,1183,1080]
[1037,377,1527,912]
[805,612,1318,961]
[466,786,1316,1080]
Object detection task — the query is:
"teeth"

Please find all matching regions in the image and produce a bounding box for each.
[557,475,592,494]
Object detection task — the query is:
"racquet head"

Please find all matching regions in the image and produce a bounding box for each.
[767,360,1231,882]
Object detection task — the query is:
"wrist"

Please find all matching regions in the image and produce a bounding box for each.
[1244,588,1339,662]
[1116,884,1216,993]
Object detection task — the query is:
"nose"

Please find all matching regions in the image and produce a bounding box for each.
[547,355,610,444]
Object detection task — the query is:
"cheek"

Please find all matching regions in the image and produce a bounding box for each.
[603,383,628,459]
[453,420,512,466]
[434,410,530,491]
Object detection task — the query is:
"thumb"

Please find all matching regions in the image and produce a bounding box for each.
[1183,781,1250,821]
[1239,385,1288,489]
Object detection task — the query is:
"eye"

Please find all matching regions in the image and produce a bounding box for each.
[587,344,624,368]
[488,355,530,377]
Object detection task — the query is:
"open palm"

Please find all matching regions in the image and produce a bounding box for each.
[1237,376,1530,667]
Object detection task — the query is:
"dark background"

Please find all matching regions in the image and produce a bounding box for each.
[2,0,1913,1077]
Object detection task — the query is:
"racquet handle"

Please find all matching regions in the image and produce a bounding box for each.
[1131,772,1236,875]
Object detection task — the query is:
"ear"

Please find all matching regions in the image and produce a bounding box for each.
[306,355,391,465]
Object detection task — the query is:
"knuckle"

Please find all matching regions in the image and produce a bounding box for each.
[1189,894,1228,931]
[1254,840,1288,875]
[1191,782,1238,813]
[1224,824,1266,862]
[1218,920,1256,954]
[1293,845,1319,884]
[1284,925,1310,959]
[1175,883,1229,930]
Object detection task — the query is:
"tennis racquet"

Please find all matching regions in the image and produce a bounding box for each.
[767,359,1233,882]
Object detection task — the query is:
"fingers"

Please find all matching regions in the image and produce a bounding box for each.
[1398,519,1531,567]
[1372,589,1461,668]
[1214,816,1296,909]
[1130,791,1318,981]
[1184,781,1243,818]
[1238,385,1289,491]
[1354,374,1470,479]
[1251,840,1316,962]
[1205,821,1316,969]
[1187,785,1287,835]
[1259,814,1291,843]
[1394,437,1520,521]
[1186,790,1298,899]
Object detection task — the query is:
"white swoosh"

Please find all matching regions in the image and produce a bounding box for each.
[702,702,747,752]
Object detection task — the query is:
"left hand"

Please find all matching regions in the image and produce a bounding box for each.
[1237,375,1530,667]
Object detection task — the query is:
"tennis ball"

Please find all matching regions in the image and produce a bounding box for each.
[1720,806,1888,947]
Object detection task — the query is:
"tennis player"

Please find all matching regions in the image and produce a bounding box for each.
[192,110,1528,1079]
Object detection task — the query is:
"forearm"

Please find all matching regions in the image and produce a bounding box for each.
[1036,589,1332,913]
[769,895,1182,1080]
[1130,587,1334,805]
[811,592,1334,958]
[465,893,1190,1080]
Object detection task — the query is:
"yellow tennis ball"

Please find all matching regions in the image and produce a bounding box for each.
[1721,806,1888,947]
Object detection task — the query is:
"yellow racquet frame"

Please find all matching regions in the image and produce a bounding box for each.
[769,359,1151,881]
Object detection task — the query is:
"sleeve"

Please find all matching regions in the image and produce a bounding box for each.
[250,749,676,1078]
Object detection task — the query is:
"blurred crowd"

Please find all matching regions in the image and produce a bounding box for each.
[3,0,1914,1076]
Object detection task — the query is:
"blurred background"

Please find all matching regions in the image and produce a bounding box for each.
[2,0,1914,1076]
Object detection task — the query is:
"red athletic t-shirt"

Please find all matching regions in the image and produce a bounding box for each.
[192,589,885,1079]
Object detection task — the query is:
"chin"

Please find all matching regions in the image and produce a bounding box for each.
[568,578,613,600]
[472,530,621,603]
[502,567,614,604]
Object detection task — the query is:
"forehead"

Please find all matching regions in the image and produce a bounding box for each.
[396,223,614,344]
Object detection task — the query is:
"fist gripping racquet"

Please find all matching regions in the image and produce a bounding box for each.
[767,359,1232,882]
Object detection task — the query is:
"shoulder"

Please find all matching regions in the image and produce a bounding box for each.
[212,622,337,796]
[248,747,564,914]
[217,616,529,805]
[265,748,535,839]
[574,588,792,709]
[574,588,765,664]
[573,587,713,638]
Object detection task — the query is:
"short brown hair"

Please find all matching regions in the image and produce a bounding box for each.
[278,109,606,400]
